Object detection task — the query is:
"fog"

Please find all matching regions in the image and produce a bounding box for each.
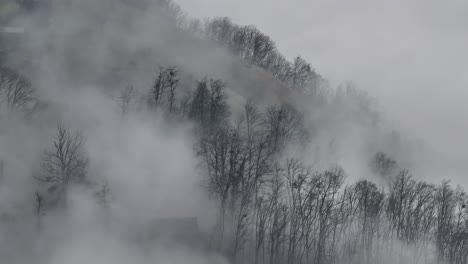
[1,1,468,263]
[175,0,468,184]
[1,1,222,263]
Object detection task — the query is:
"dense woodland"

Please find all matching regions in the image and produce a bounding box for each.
[1,1,467,264]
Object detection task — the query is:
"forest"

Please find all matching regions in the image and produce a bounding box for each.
[0,1,467,264]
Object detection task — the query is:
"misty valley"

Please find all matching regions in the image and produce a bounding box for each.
[0,1,467,264]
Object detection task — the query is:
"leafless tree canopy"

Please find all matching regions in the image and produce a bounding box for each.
[149,66,180,113]
[0,67,34,110]
[36,125,88,208]
[117,85,137,116]
[0,1,465,264]
[204,18,321,92]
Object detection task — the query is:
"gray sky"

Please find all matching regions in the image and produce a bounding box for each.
[175,0,468,170]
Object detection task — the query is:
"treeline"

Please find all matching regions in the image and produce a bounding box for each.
[7,63,465,264]
[155,4,328,93]
[1,1,468,263]
[134,66,468,264]
[163,66,468,264]
[203,17,323,92]
[204,144,468,264]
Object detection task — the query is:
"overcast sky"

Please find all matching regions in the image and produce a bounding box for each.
[175,0,468,167]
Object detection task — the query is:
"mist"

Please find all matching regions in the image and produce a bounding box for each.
[0,0,467,264]
[175,0,468,185]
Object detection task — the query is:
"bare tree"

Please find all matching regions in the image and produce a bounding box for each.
[36,124,88,208]
[204,17,235,45]
[199,127,245,250]
[167,66,179,113]
[189,78,229,129]
[189,78,209,125]
[150,67,169,108]
[148,66,180,113]
[265,104,303,152]
[0,67,34,110]
[371,152,397,179]
[35,191,43,216]
[313,168,345,264]
[117,85,137,116]
[267,53,291,82]
[209,79,229,127]
[289,57,313,91]
[435,180,456,262]
[354,180,384,263]
[387,170,416,240]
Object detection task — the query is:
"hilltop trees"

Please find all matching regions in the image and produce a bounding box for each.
[204,18,321,93]
[0,1,465,263]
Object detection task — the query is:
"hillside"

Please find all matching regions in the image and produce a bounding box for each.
[0,1,465,264]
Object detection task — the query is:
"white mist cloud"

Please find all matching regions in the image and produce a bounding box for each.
[0,1,465,263]
[175,0,468,184]
[0,85,221,263]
